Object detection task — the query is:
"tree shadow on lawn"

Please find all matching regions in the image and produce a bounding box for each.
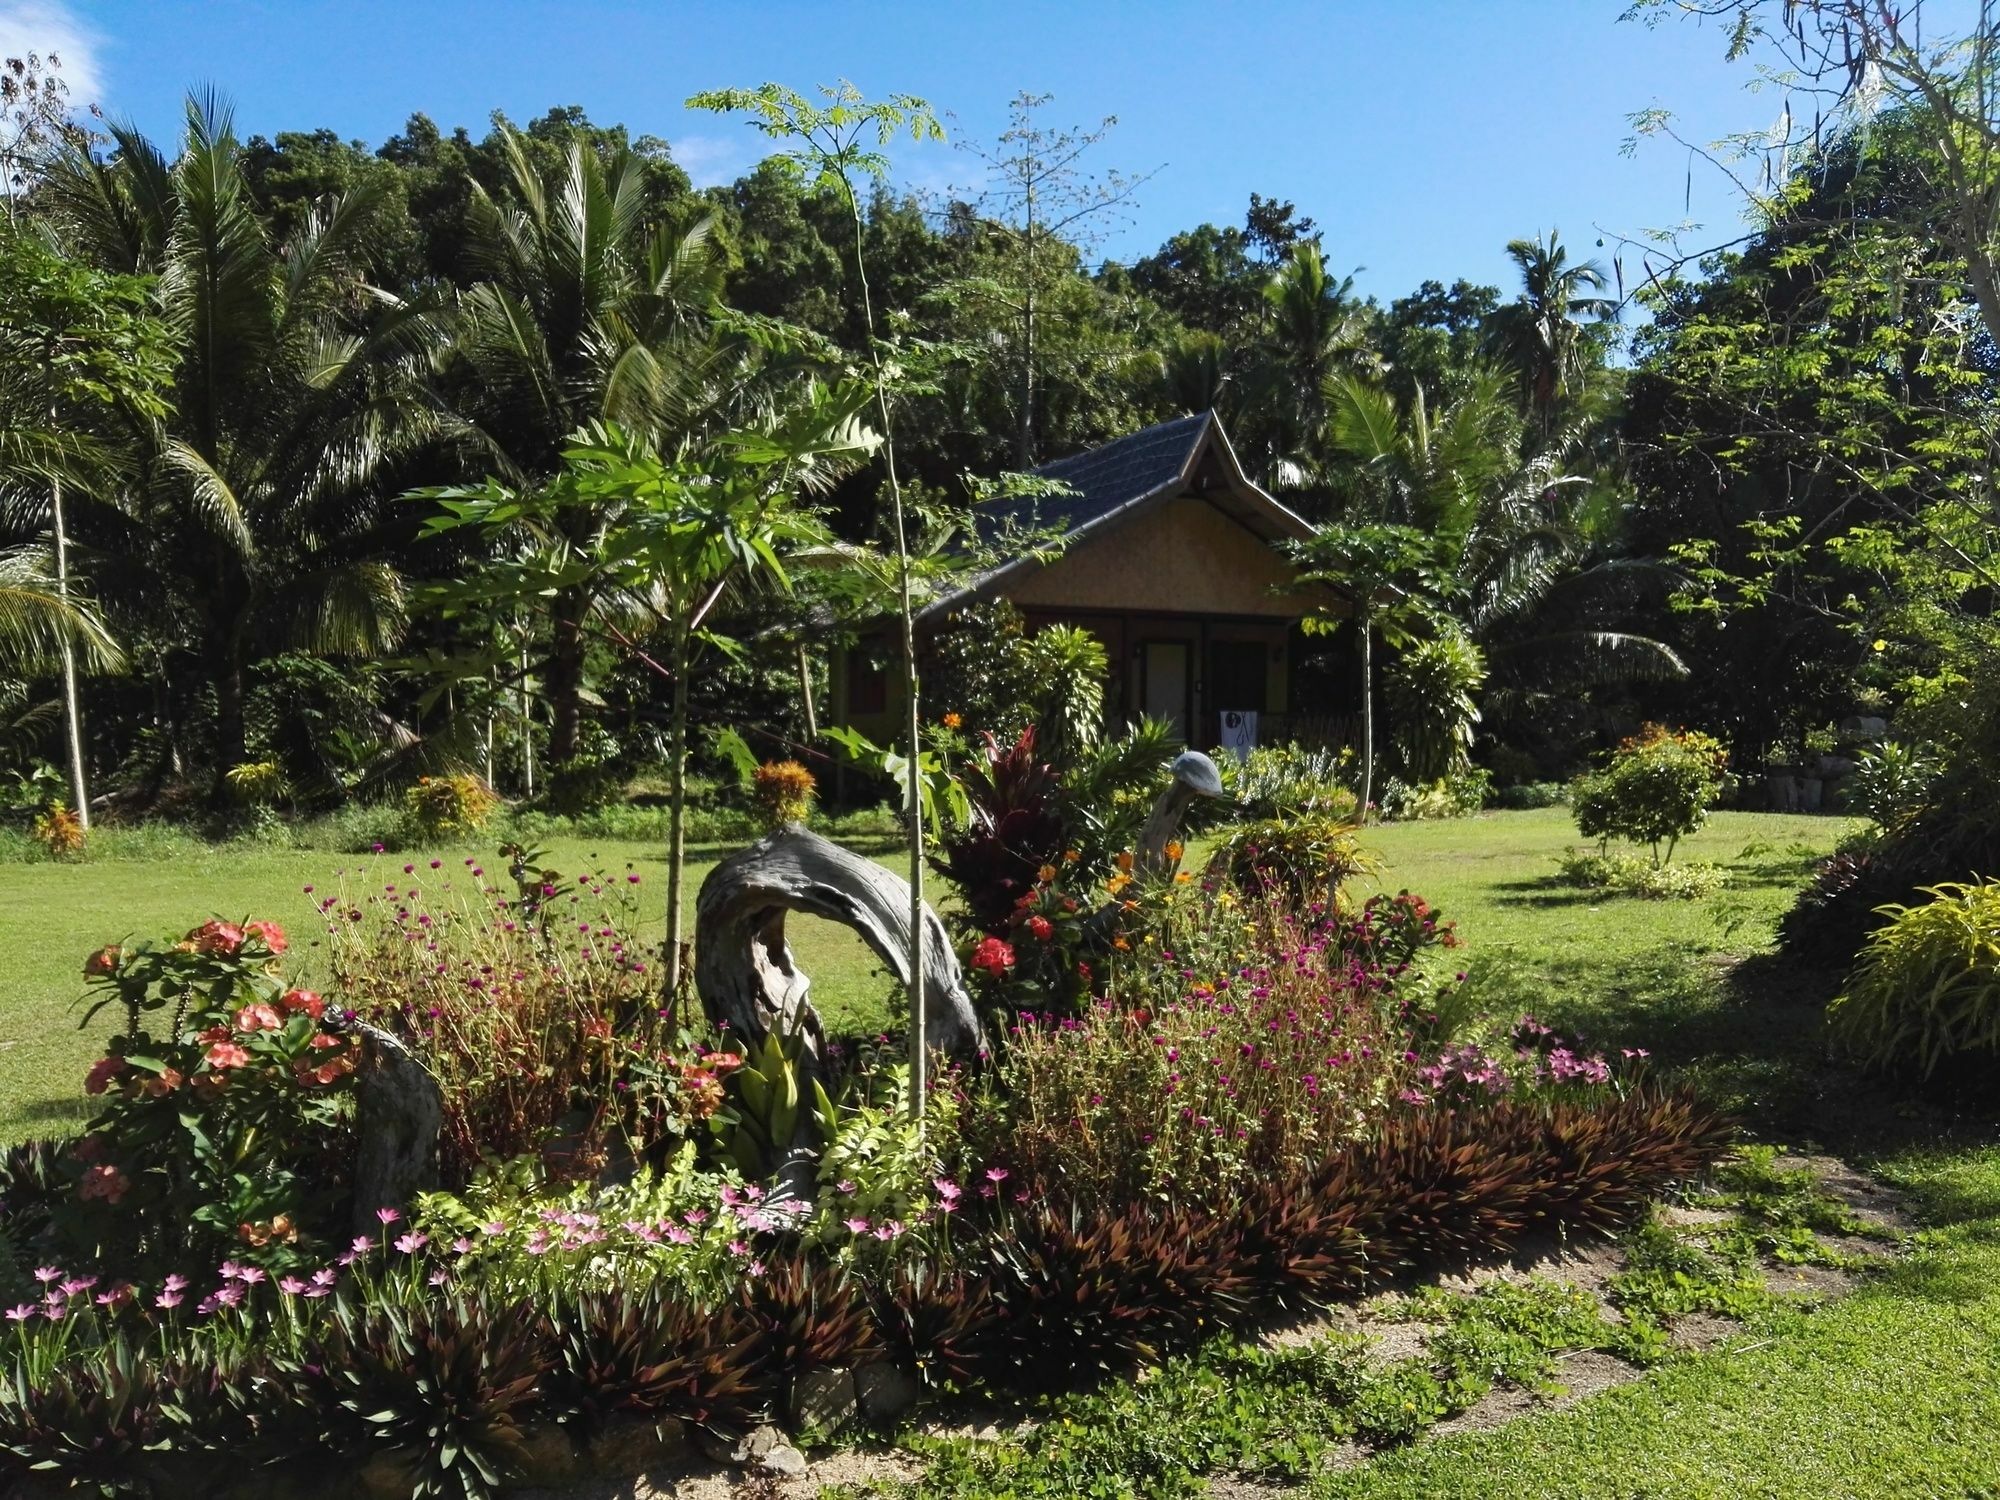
[1466,943,1971,1164]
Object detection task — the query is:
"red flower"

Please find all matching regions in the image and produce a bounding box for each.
[970,936,1016,977]
[82,944,122,979]
[245,920,287,955]
[188,920,245,956]
[1026,915,1054,942]
[83,1056,125,1095]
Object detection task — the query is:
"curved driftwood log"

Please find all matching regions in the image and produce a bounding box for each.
[351,1022,443,1231]
[1137,750,1228,876]
[695,825,985,1060]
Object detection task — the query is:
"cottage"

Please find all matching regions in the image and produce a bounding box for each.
[834,410,1348,748]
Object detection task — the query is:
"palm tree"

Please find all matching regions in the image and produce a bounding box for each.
[1250,243,1378,491]
[447,126,757,766]
[1326,370,1684,742]
[1485,231,1617,437]
[42,91,438,799]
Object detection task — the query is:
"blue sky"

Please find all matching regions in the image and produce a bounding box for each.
[15,0,1777,304]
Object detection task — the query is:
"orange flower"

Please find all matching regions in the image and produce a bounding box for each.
[1164,840,1184,864]
[1115,851,1135,873]
[1037,864,1058,884]
[82,944,122,979]
[1063,849,1080,863]
[941,711,963,729]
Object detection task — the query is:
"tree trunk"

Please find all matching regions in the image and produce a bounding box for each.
[212,627,247,805]
[664,634,692,1006]
[546,594,586,765]
[797,640,817,740]
[51,468,87,830]
[1358,616,1374,825]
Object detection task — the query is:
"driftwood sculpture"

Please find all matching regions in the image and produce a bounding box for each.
[694,825,984,1059]
[1137,750,1228,876]
[350,1022,443,1231]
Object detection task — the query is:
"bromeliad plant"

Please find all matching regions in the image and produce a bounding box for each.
[66,921,357,1274]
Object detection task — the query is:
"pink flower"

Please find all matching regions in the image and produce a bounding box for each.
[393,1231,427,1255]
[204,1041,251,1071]
[83,1056,126,1095]
[278,1276,307,1295]
[6,1304,33,1322]
[844,1218,870,1234]
[451,1237,474,1255]
[984,1167,1009,1184]
[244,920,287,954]
[154,1290,183,1311]
[310,1268,337,1289]
[427,1267,449,1287]
[32,1267,60,1285]
[213,1283,245,1308]
[375,1207,401,1225]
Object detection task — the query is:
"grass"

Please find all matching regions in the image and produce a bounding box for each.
[0,831,905,1141]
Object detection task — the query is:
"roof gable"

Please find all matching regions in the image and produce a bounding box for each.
[927,411,1316,620]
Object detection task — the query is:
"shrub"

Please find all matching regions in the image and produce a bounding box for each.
[1379,769,1490,820]
[324,850,659,1183]
[1218,743,1358,820]
[933,728,1067,934]
[547,1284,767,1434]
[32,802,84,858]
[1489,780,1566,810]
[1205,814,1373,910]
[977,898,1408,1207]
[1021,624,1109,768]
[749,760,816,828]
[1829,880,2000,1078]
[404,773,502,840]
[225,760,290,809]
[1384,629,1486,783]
[1780,847,1904,963]
[64,920,357,1273]
[1553,850,1729,900]
[1571,724,1727,865]
[1845,740,1938,829]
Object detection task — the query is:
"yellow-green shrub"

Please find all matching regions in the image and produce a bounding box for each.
[1830,879,2000,1076]
[403,773,501,840]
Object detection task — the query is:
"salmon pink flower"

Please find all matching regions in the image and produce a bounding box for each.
[280,989,326,1020]
[83,1056,125,1095]
[188,920,245,956]
[204,1041,251,1070]
[82,944,122,978]
[78,1164,129,1203]
[244,920,287,954]
[232,1003,283,1033]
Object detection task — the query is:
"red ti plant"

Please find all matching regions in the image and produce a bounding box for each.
[933,727,1066,935]
[67,921,358,1272]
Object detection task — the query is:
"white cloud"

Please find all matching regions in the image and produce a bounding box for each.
[0,1,103,113]
[670,132,755,189]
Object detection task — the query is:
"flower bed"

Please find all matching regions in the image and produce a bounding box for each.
[0,832,1737,1497]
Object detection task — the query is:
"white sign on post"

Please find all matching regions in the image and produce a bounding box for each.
[1220,709,1258,764]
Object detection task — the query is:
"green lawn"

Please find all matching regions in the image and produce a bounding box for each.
[0,833,905,1141]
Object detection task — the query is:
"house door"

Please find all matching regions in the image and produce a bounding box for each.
[1142,641,1190,739]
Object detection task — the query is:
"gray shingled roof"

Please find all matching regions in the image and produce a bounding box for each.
[978,411,1212,542]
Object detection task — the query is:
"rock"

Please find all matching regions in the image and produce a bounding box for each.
[760,1443,810,1477]
[514,1422,584,1486]
[792,1365,859,1433]
[854,1359,919,1423]
[584,1415,687,1478]
[739,1422,785,1462]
